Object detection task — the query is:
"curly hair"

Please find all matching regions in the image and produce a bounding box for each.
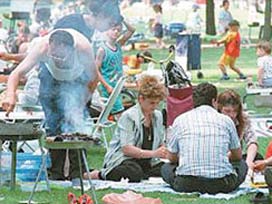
[193,82,217,108]
[138,75,166,101]
[217,89,246,138]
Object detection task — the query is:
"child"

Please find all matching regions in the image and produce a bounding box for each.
[256,41,272,87]
[216,20,247,80]
[152,4,166,49]
[96,20,135,115]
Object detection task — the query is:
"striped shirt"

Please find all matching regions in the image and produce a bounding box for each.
[168,105,240,178]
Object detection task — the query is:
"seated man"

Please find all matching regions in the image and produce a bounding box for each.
[161,82,248,194]
[85,75,167,182]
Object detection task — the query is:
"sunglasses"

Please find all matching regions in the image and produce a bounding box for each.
[47,48,73,63]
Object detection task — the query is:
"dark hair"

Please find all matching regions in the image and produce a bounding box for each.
[137,51,153,63]
[49,30,74,47]
[35,8,51,23]
[193,82,217,108]
[87,0,123,25]
[217,89,246,138]
[222,0,229,7]
[257,40,272,54]
[153,4,162,13]
[228,19,240,27]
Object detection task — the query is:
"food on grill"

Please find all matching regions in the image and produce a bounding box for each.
[46,132,99,142]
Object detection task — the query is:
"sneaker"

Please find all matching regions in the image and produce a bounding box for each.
[78,194,93,204]
[220,75,230,80]
[239,74,247,80]
[68,192,78,204]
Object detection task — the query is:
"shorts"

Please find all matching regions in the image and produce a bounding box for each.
[218,53,237,67]
[154,23,163,38]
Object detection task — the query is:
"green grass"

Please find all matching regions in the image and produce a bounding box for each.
[1,46,272,203]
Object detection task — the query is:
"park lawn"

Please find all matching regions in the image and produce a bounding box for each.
[1,46,272,204]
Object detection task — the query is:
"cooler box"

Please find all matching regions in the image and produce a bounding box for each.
[0,152,51,183]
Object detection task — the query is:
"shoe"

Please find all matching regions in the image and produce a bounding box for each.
[220,75,230,80]
[239,74,247,80]
[250,192,270,204]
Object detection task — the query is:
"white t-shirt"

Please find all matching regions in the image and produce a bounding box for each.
[186,11,202,33]
[257,55,272,80]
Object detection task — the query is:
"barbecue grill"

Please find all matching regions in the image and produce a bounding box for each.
[38,131,98,204]
[0,111,46,192]
[44,132,99,149]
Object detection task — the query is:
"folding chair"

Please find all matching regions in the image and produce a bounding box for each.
[91,76,127,150]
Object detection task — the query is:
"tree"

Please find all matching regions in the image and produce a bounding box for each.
[206,0,216,35]
[262,0,271,41]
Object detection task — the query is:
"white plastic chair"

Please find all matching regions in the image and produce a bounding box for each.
[91,76,127,150]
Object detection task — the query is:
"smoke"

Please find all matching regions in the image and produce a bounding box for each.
[59,77,93,135]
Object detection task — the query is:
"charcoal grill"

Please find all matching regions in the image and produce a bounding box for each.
[44,133,98,149]
[0,111,46,191]
[39,132,98,204]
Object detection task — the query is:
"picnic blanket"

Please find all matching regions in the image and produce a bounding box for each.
[250,117,272,137]
[19,177,269,200]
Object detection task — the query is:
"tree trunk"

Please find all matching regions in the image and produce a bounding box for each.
[262,0,271,40]
[206,0,216,35]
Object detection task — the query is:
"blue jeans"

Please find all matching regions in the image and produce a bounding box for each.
[38,62,90,135]
[38,62,90,179]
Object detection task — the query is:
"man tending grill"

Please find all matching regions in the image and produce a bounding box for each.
[2,28,97,181]
[2,0,123,182]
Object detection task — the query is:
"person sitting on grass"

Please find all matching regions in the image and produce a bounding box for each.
[256,41,272,87]
[215,20,247,80]
[254,143,272,188]
[84,75,168,182]
[161,82,247,194]
[217,89,262,177]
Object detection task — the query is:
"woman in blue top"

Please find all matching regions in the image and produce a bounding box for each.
[218,0,233,35]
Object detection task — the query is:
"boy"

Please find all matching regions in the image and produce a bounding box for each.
[216,20,246,80]
[96,20,135,115]
[256,41,272,87]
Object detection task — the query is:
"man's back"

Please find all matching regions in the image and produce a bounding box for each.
[169,105,240,178]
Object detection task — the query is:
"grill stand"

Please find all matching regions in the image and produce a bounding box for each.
[28,137,51,203]
[31,138,98,204]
